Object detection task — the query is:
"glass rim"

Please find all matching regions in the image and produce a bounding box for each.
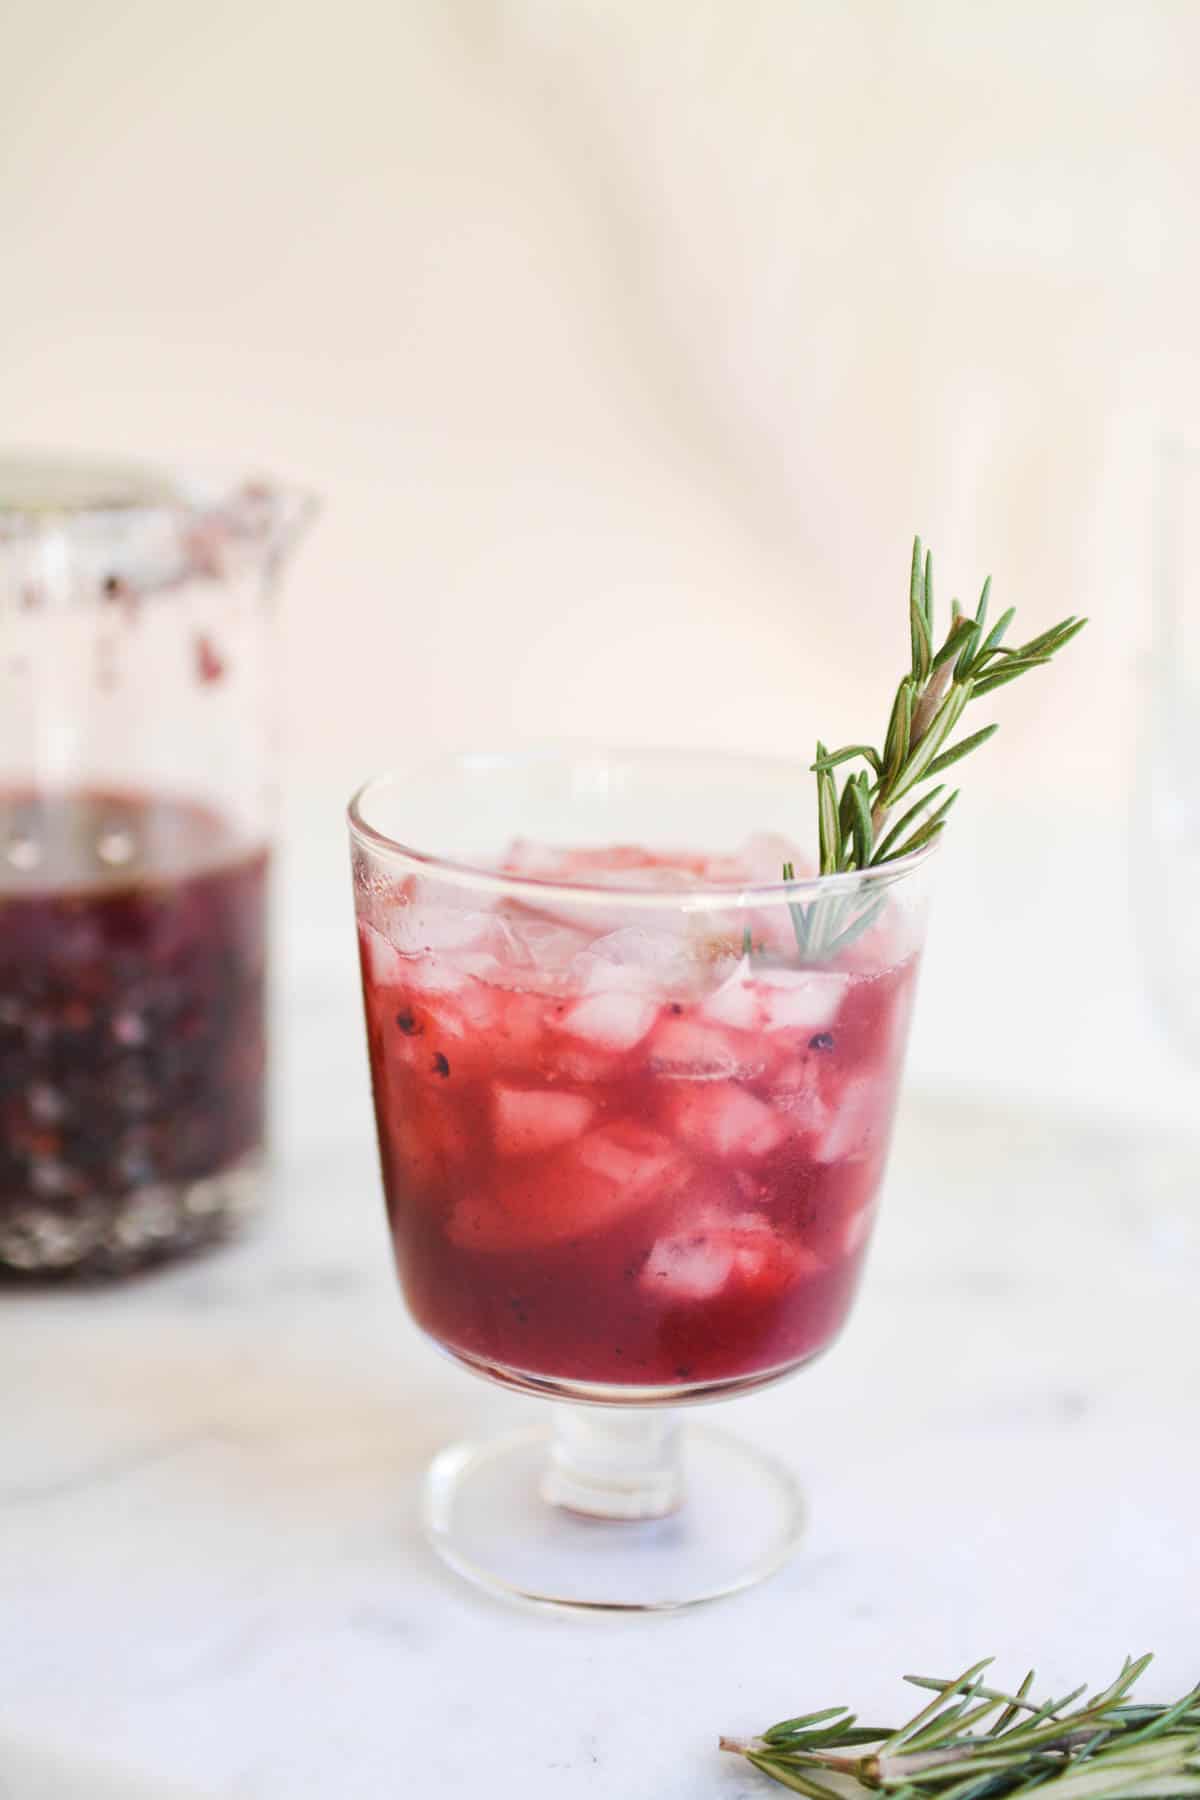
[346,745,938,911]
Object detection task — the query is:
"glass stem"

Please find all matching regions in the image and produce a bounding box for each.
[542,1405,684,1520]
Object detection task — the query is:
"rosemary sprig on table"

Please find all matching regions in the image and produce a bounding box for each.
[721,1655,1200,1800]
[789,538,1086,960]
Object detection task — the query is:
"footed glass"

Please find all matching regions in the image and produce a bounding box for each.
[348,748,933,1609]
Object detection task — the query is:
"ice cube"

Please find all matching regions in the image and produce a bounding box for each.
[756,966,847,1033]
[842,1201,877,1257]
[491,910,596,987]
[381,973,503,1083]
[767,1058,831,1134]
[573,1120,685,1195]
[739,833,811,884]
[700,960,846,1035]
[492,1086,595,1157]
[595,863,704,893]
[401,954,475,995]
[360,922,407,988]
[360,920,484,1000]
[664,1084,790,1161]
[648,1014,765,1082]
[697,853,749,884]
[487,989,548,1067]
[377,876,498,954]
[395,907,496,953]
[539,1038,620,1084]
[499,840,708,886]
[557,989,658,1053]
[415,973,497,1040]
[641,1227,735,1299]
[692,834,809,886]
[640,1209,821,1301]
[497,884,628,940]
[448,1120,681,1251]
[741,907,806,960]
[500,837,572,878]
[815,1076,888,1164]
[496,842,725,948]
[695,834,806,885]
[570,926,697,997]
[386,1090,467,1194]
[701,959,759,1030]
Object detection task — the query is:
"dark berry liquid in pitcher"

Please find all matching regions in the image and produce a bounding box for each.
[0,789,269,1274]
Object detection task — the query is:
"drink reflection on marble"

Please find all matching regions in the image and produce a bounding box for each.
[349,749,933,1610]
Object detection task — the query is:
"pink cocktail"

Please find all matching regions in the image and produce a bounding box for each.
[349,749,933,1609]
[360,844,914,1394]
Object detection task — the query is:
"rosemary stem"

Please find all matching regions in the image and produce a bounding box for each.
[722,1656,1198,1800]
[909,663,954,743]
[808,539,1085,884]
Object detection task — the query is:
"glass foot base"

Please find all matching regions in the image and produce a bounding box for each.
[423,1422,804,1612]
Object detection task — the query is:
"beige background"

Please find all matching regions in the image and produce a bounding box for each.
[3,0,1197,1119]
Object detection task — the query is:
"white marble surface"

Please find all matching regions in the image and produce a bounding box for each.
[3,948,1200,1800]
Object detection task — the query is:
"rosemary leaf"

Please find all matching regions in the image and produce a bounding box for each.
[811,745,884,774]
[888,682,972,801]
[883,677,916,784]
[882,1664,999,1757]
[974,606,1017,665]
[839,774,861,849]
[925,724,1000,776]
[932,614,979,671]
[954,622,983,680]
[1015,617,1087,659]
[911,594,933,684]
[987,1673,1038,1737]
[763,1709,858,1743]
[849,773,874,868]
[972,660,1053,697]
[817,751,840,877]
[822,891,887,951]
[782,860,810,957]
[909,536,926,676]
[873,785,948,861]
[747,1754,845,1800]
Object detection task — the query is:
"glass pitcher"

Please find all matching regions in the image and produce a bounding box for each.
[0,452,315,1276]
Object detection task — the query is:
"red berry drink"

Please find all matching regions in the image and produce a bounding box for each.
[357,841,917,1394]
[0,789,269,1273]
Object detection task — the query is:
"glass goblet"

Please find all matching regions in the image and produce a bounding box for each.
[348,747,933,1610]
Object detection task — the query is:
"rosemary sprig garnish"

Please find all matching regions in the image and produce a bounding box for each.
[791,537,1086,960]
[721,1655,1200,1800]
